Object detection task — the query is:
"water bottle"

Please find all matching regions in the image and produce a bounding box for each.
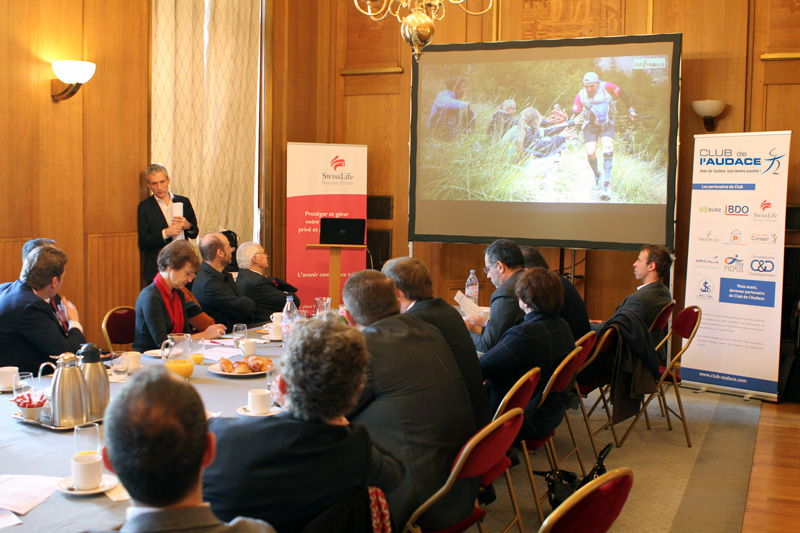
[281,296,299,344]
[465,270,479,304]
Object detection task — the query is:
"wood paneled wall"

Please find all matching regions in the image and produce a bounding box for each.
[268,0,799,325]
[0,1,149,347]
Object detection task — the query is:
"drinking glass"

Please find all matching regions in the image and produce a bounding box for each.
[13,372,34,399]
[315,297,331,316]
[74,422,101,456]
[189,340,206,365]
[232,323,247,348]
[111,352,129,381]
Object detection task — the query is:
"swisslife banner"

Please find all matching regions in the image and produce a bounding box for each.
[286,143,367,315]
[683,131,791,401]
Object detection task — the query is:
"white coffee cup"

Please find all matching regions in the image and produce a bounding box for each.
[0,367,19,389]
[266,323,282,340]
[125,351,142,373]
[270,312,282,324]
[71,453,103,490]
[240,339,257,357]
[248,388,272,415]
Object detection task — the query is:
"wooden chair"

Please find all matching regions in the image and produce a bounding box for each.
[574,326,619,455]
[618,306,702,447]
[537,467,634,533]
[101,306,136,352]
[489,367,542,533]
[519,346,586,522]
[402,408,525,533]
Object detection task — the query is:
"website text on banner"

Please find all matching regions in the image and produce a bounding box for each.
[683,131,791,401]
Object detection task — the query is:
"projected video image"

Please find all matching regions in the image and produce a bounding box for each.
[418,55,673,204]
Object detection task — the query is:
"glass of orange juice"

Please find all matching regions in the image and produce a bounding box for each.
[74,422,100,456]
[189,340,205,365]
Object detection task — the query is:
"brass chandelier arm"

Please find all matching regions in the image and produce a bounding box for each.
[451,0,493,16]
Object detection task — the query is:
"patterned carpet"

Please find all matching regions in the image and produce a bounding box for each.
[479,388,761,532]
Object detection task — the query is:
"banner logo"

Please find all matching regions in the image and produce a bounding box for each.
[751,233,778,244]
[330,155,346,171]
[697,230,720,243]
[697,278,714,299]
[724,255,744,273]
[698,206,722,213]
[729,229,742,243]
[760,200,771,211]
[750,259,775,273]
[725,205,749,216]
[762,148,786,175]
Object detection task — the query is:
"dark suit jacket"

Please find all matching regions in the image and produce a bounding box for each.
[472,269,525,353]
[614,280,672,360]
[348,313,478,531]
[235,268,299,324]
[192,262,255,329]
[133,282,190,352]
[560,275,591,341]
[137,194,198,282]
[203,414,404,533]
[406,297,492,428]
[85,505,275,533]
[0,280,86,372]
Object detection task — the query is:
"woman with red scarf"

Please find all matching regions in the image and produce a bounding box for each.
[134,240,225,352]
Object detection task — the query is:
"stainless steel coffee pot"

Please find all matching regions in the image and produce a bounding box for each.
[39,352,89,428]
[77,343,109,421]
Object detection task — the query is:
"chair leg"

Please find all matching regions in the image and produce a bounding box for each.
[596,384,622,447]
[521,442,546,523]
[660,383,674,430]
[669,379,692,447]
[576,385,599,460]
[499,469,525,533]
[618,387,660,447]
[550,411,587,476]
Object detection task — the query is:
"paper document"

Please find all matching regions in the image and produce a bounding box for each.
[454,291,490,319]
[0,475,59,515]
[0,510,22,529]
[171,202,185,240]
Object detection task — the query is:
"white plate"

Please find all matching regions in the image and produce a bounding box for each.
[237,406,280,417]
[57,475,118,496]
[208,363,267,378]
[0,386,13,394]
[143,350,163,358]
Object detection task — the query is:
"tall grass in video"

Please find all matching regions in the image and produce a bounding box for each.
[418,55,671,204]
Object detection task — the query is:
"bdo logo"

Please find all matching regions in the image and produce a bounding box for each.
[725,205,749,216]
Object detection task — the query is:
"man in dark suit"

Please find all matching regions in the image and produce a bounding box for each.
[464,239,526,353]
[342,270,478,531]
[137,164,198,283]
[382,256,491,428]
[235,242,299,323]
[98,368,275,533]
[0,245,86,372]
[520,245,591,341]
[192,233,255,329]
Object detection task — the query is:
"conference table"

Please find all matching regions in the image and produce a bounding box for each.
[0,336,284,532]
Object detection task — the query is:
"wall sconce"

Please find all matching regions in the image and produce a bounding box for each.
[691,100,726,131]
[51,60,96,102]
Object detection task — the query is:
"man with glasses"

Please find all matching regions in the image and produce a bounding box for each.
[464,239,525,353]
[235,242,300,323]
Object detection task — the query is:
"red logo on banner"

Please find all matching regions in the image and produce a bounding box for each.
[760,200,771,211]
[330,156,345,171]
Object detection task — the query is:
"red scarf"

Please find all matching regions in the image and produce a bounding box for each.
[154,274,185,334]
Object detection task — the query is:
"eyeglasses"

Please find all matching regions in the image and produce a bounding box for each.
[482,263,497,274]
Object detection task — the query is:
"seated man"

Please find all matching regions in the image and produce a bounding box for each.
[0,245,86,372]
[520,245,590,341]
[20,238,70,331]
[203,313,404,532]
[101,368,275,532]
[343,270,478,531]
[235,242,300,323]
[192,233,255,329]
[382,256,491,428]
[464,239,526,353]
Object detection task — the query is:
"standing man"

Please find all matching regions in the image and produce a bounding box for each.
[427,75,476,139]
[342,270,478,531]
[573,72,637,197]
[235,242,300,323]
[464,239,526,353]
[192,233,255,329]
[382,257,491,428]
[137,164,199,283]
[0,245,86,372]
[100,368,276,532]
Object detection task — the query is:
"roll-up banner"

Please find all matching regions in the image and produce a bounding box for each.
[286,143,367,316]
[683,131,791,401]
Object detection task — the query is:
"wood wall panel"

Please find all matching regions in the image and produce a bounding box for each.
[0,238,30,284]
[85,233,140,349]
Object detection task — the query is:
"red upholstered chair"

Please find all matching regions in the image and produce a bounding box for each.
[537,467,634,533]
[649,300,676,419]
[488,367,542,533]
[519,346,587,522]
[618,306,702,447]
[575,327,620,454]
[101,306,136,352]
[402,408,525,533]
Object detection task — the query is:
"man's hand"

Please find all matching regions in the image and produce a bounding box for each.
[62,297,80,323]
[164,224,183,237]
[172,216,191,230]
[464,315,487,334]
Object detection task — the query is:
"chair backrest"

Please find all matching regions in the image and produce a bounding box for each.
[662,306,702,373]
[404,409,525,530]
[538,467,634,533]
[102,306,136,351]
[578,326,617,374]
[538,346,583,408]
[574,330,597,361]
[492,367,541,421]
[649,300,676,332]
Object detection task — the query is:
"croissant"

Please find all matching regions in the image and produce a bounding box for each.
[245,356,264,372]
[233,362,251,374]
[219,357,234,373]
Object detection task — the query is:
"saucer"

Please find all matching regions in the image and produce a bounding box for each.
[237,406,280,417]
[57,475,118,495]
[0,386,13,394]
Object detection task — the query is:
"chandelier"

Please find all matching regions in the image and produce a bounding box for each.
[353,0,493,61]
